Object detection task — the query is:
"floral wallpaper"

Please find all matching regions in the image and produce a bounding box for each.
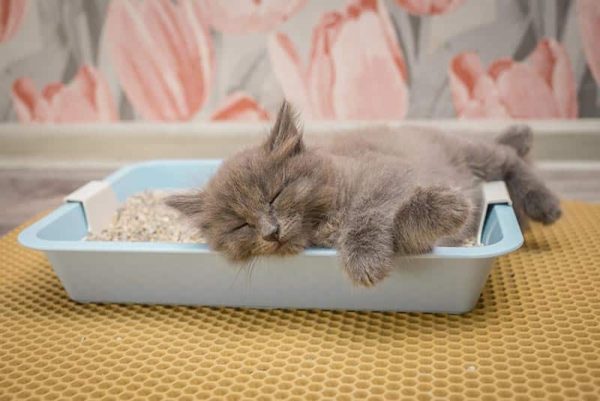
[0,0,599,123]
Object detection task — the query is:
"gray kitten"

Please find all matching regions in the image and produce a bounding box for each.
[167,102,561,286]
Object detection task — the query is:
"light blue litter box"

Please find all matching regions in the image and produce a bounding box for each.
[19,160,523,314]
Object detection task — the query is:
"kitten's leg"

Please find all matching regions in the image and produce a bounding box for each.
[339,186,470,287]
[504,157,562,224]
[338,210,395,287]
[392,186,471,254]
[464,136,561,225]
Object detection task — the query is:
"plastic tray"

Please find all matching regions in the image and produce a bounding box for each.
[19,160,523,313]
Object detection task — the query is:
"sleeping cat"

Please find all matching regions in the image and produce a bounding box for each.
[167,102,561,286]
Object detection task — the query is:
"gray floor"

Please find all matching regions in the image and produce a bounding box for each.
[1,167,599,236]
[0,168,110,235]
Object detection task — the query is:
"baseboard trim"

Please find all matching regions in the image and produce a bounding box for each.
[1,120,598,168]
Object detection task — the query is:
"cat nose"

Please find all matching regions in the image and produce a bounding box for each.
[261,223,280,242]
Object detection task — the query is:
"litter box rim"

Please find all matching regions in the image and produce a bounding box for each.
[18,160,523,260]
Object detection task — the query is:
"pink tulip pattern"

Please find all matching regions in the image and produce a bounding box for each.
[210,92,270,121]
[106,0,214,121]
[2,1,598,123]
[268,0,409,120]
[577,0,600,86]
[200,0,307,34]
[394,0,465,15]
[0,0,27,43]
[12,65,117,123]
[449,39,578,119]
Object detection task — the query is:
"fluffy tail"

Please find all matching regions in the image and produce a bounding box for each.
[496,125,533,158]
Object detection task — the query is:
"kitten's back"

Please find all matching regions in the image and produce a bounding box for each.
[314,126,477,189]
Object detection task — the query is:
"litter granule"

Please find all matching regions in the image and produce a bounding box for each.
[462,238,477,247]
[87,190,204,243]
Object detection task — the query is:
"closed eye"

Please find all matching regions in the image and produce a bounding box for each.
[231,222,252,232]
[270,187,284,204]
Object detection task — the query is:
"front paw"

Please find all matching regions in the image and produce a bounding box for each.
[411,186,471,237]
[342,252,393,287]
[523,187,562,225]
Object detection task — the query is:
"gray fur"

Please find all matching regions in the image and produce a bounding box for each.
[167,102,561,287]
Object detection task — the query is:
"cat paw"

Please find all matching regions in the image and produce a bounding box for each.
[339,211,395,287]
[413,186,471,236]
[343,252,393,287]
[523,187,562,225]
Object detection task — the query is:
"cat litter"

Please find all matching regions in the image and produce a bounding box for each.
[88,191,204,243]
[18,160,523,313]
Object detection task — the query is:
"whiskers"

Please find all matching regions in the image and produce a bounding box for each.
[231,256,259,288]
[245,256,259,284]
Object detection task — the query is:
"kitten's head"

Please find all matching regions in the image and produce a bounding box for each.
[166,102,335,261]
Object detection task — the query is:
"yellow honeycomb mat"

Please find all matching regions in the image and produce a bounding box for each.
[1,201,600,401]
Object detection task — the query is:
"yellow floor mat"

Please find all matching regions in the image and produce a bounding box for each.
[1,201,599,401]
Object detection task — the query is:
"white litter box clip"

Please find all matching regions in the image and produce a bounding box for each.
[477,181,513,245]
[64,181,119,234]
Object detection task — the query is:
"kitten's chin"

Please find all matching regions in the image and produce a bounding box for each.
[273,241,306,257]
[221,238,308,261]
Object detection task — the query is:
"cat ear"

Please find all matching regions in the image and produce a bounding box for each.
[264,101,304,158]
[165,191,205,217]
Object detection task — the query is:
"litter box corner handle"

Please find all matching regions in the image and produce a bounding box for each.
[64,181,119,234]
[477,181,513,246]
